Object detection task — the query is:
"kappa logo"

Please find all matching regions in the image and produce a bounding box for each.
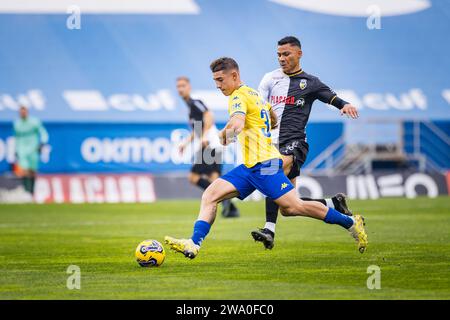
[281,182,288,190]
[299,79,307,90]
[232,103,242,109]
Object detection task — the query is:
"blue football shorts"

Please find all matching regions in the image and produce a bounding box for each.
[220,158,294,200]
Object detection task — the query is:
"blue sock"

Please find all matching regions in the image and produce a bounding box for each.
[324,208,354,229]
[191,220,211,246]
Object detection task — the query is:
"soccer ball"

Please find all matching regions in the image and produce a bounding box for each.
[135,239,165,267]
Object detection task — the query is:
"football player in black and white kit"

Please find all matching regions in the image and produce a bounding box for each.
[251,36,359,249]
[176,76,239,218]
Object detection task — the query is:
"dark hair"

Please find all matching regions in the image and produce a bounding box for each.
[210,57,239,73]
[278,36,301,48]
[176,76,190,83]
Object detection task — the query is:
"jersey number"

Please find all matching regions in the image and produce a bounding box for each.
[260,109,271,137]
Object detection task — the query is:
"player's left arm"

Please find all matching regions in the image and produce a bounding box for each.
[315,78,359,119]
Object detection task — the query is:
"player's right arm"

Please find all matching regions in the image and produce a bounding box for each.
[219,114,245,146]
[12,121,19,156]
[260,73,278,129]
[268,104,278,129]
[258,72,272,103]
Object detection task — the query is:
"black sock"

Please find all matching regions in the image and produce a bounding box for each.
[301,197,327,206]
[265,197,279,224]
[30,177,36,195]
[196,178,211,190]
[22,177,31,193]
[22,177,28,192]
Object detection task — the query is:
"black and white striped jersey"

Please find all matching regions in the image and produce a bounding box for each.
[258,68,347,145]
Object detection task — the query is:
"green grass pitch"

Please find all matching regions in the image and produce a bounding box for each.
[0,197,449,299]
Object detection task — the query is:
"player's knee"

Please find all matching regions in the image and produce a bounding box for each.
[201,187,220,205]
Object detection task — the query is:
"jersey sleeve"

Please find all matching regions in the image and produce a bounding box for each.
[228,92,247,117]
[193,99,208,113]
[258,72,272,103]
[314,78,348,110]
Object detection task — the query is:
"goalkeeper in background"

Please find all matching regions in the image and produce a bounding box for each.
[13,105,48,197]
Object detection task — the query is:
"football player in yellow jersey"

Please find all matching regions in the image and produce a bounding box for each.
[165,57,368,259]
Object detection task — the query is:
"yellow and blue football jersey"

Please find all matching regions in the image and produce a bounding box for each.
[228,84,281,167]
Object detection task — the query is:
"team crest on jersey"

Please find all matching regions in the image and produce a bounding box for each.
[295,98,305,107]
[299,79,307,90]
